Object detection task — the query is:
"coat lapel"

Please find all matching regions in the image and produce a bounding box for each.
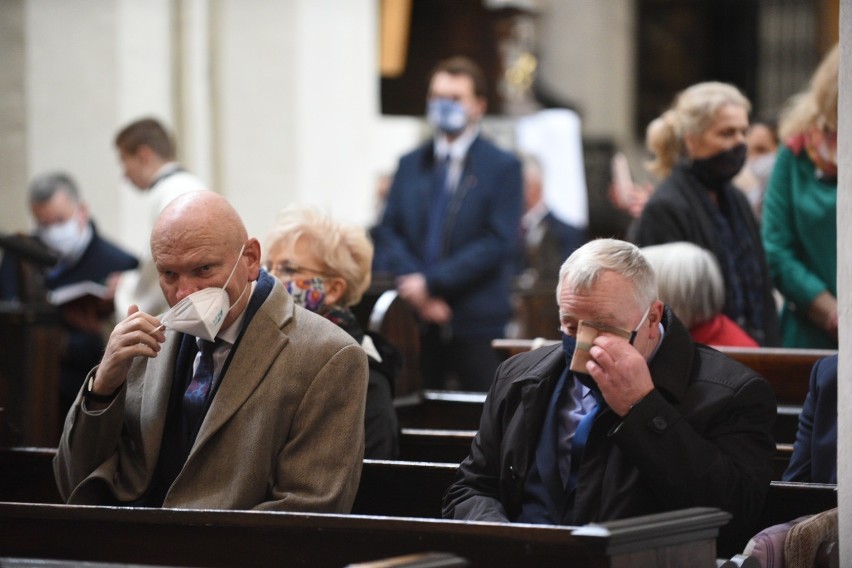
[189,283,293,452]
[139,331,183,464]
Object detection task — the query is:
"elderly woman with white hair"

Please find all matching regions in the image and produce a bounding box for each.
[641,242,757,348]
[265,206,399,459]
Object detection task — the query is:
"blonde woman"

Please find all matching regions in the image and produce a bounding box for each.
[265,206,399,459]
[630,82,778,346]
[761,45,839,349]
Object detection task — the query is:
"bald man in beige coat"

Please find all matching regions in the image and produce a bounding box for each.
[54,191,368,512]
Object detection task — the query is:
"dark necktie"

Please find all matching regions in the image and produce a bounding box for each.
[564,388,602,496]
[423,155,451,266]
[183,338,218,427]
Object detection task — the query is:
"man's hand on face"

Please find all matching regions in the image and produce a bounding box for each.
[585,333,654,417]
[93,305,166,395]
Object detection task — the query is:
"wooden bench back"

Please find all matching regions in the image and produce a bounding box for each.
[0,446,836,563]
[492,339,835,406]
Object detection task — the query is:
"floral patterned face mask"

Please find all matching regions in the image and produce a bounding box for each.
[284,277,327,312]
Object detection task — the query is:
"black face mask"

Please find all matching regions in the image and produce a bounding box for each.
[690,143,747,188]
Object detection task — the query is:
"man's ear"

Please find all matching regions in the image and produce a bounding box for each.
[648,300,665,325]
[243,238,262,280]
[77,202,90,226]
[472,96,487,121]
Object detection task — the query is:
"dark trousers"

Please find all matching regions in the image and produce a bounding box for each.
[420,325,501,392]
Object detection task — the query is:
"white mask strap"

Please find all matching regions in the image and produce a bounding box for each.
[222,242,246,290]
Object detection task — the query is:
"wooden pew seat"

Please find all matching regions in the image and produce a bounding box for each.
[0,447,836,564]
[0,499,732,567]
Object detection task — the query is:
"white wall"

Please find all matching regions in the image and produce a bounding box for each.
[0,0,27,235]
[837,3,849,564]
[536,0,635,145]
[24,0,120,238]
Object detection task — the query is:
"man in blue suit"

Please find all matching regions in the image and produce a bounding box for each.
[783,354,838,484]
[0,172,138,417]
[374,56,523,392]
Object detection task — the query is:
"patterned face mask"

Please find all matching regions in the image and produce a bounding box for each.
[284,277,327,312]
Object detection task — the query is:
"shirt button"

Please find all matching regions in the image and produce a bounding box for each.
[651,416,668,431]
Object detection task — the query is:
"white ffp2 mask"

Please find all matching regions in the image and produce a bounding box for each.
[159,244,248,341]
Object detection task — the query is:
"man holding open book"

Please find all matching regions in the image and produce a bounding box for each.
[0,172,138,418]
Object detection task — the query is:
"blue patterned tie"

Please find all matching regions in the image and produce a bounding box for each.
[565,388,602,495]
[183,338,217,426]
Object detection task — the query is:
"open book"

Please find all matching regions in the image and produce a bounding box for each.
[47,280,111,306]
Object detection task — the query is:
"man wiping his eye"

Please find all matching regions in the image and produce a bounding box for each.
[54,190,368,513]
[443,238,776,552]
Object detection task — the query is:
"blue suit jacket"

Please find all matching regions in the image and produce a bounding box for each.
[373,135,522,338]
[0,223,138,300]
[783,354,837,483]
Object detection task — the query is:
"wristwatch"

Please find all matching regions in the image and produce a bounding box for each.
[85,375,122,404]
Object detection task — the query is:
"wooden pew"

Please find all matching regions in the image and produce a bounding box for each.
[491,339,835,406]
[365,288,422,397]
[0,302,63,447]
[397,428,796,482]
[0,501,733,568]
[397,389,802,446]
[0,447,835,563]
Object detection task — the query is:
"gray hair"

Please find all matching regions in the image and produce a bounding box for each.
[28,172,80,205]
[640,242,724,328]
[556,238,657,309]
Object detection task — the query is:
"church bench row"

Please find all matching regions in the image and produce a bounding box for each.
[0,446,836,561]
[395,428,796,482]
[0,500,732,568]
[396,390,803,445]
[491,339,835,406]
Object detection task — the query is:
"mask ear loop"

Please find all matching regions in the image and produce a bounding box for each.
[224,243,249,314]
[629,305,652,345]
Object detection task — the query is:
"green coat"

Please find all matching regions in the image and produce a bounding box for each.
[761,146,837,348]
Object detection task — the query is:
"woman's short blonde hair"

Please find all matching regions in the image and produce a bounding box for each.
[645,82,751,178]
[640,242,724,329]
[265,206,374,308]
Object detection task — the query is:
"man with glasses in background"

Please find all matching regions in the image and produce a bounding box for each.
[443,238,777,550]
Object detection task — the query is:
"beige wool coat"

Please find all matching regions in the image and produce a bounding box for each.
[54,281,369,512]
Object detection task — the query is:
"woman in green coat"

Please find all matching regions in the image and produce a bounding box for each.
[762,44,838,349]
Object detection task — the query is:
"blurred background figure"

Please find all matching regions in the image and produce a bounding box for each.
[265,205,400,459]
[515,107,588,257]
[733,118,780,222]
[761,44,839,349]
[629,81,778,346]
[0,172,138,418]
[641,242,758,348]
[372,55,522,392]
[113,118,208,317]
[783,354,837,484]
[515,153,580,285]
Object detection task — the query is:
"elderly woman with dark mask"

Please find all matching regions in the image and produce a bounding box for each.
[264,206,399,459]
[629,82,779,346]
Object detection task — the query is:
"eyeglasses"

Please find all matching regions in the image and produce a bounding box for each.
[561,305,652,345]
[264,259,332,279]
